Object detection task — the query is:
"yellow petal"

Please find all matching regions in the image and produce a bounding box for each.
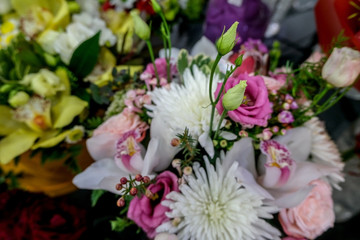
[31,130,71,149]
[52,95,88,129]
[11,0,70,30]
[0,129,39,164]
[0,105,27,135]
[115,65,143,76]
[55,67,71,95]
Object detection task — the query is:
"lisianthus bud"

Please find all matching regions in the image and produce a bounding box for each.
[8,91,30,107]
[216,21,239,56]
[130,11,151,41]
[322,47,360,88]
[234,54,243,67]
[222,80,247,111]
[150,0,162,14]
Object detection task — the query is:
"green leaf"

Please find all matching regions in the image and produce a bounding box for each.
[90,83,112,105]
[110,217,133,232]
[91,189,106,207]
[177,49,189,75]
[69,32,101,78]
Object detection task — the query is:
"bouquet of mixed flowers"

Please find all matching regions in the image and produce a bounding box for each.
[73,4,360,238]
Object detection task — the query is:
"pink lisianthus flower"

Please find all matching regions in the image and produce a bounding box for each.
[279,179,335,239]
[127,171,179,238]
[262,72,287,92]
[140,58,178,90]
[215,73,272,127]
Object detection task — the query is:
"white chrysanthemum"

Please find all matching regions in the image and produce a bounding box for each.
[147,66,222,140]
[305,117,344,189]
[157,159,280,240]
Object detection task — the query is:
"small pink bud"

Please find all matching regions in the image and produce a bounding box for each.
[142,176,151,184]
[115,183,123,191]
[272,126,279,133]
[171,138,180,147]
[135,174,143,182]
[130,187,138,196]
[120,177,127,185]
[239,130,248,137]
[117,197,125,207]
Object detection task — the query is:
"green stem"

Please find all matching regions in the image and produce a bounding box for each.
[209,54,222,104]
[146,40,160,87]
[159,13,172,83]
[214,110,227,139]
[208,54,222,137]
[315,86,352,115]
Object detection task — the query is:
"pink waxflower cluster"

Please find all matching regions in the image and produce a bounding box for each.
[124,89,151,114]
[140,58,178,90]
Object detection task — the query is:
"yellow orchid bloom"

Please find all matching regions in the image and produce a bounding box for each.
[0,68,88,164]
[10,0,69,38]
[102,9,134,54]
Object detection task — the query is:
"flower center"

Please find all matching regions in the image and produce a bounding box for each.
[205,201,225,222]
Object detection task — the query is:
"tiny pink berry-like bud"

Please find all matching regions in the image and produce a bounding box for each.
[135,174,143,182]
[183,166,192,176]
[120,177,127,185]
[171,138,180,147]
[115,183,123,191]
[117,197,125,207]
[281,129,287,135]
[130,187,138,196]
[172,159,181,168]
[239,130,248,137]
[142,176,151,184]
[272,126,279,133]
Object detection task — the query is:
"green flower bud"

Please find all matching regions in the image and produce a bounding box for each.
[234,54,243,67]
[0,84,13,93]
[222,80,247,111]
[44,53,58,67]
[216,21,239,56]
[8,91,30,107]
[150,0,162,14]
[130,11,151,41]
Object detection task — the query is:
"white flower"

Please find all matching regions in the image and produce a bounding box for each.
[147,66,222,141]
[110,0,136,11]
[53,13,117,64]
[304,117,344,189]
[142,66,224,174]
[157,158,280,240]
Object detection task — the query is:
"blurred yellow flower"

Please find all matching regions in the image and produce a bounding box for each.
[0,68,88,164]
[1,141,93,197]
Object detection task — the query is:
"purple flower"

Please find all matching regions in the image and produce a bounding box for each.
[204,0,270,49]
[243,38,268,53]
[215,73,272,127]
[278,111,294,124]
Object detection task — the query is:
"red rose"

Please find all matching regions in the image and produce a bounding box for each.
[0,190,87,240]
[17,198,87,240]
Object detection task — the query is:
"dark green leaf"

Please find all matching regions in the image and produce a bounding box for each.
[69,32,101,78]
[91,189,106,207]
[110,217,133,232]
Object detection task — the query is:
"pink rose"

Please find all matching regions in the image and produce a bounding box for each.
[127,171,179,238]
[322,47,360,87]
[215,73,272,127]
[87,110,148,161]
[279,179,335,239]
